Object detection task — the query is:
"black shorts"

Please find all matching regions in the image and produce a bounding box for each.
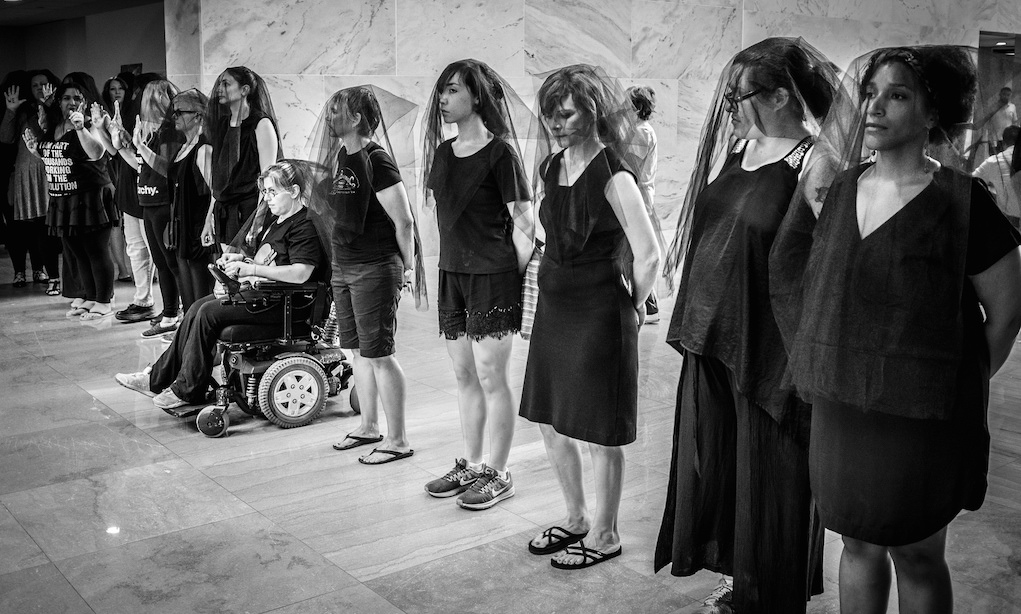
[332,254,403,358]
[438,269,522,341]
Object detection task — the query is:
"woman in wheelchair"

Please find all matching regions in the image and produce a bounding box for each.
[115,160,327,411]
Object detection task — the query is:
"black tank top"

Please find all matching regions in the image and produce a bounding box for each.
[212,112,265,206]
[170,134,213,259]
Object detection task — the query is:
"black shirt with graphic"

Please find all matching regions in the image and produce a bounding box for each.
[40,130,111,197]
[327,141,403,265]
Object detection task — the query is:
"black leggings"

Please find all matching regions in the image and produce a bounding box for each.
[5,217,60,276]
[176,253,214,316]
[143,205,181,318]
[62,227,115,302]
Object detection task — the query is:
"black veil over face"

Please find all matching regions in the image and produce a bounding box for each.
[662,37,846,292]
[769,45,1021,419]
[204,66,283,202]
[307,84,428,310]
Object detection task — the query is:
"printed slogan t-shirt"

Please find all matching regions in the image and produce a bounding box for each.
[40,130,111,197]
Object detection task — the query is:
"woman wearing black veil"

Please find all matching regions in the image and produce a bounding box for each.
[770,45,1021,613]
[204,66,282,250]
[656,37,843,612]
[309,85,423,465]
[420,59,534,510]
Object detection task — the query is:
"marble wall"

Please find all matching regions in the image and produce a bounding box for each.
[163,0,1021,241]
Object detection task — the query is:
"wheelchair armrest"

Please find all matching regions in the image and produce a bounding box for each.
[207,263,242,294]
[251,280,320,293]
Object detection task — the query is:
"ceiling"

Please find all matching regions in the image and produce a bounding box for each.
[0,0,159,27]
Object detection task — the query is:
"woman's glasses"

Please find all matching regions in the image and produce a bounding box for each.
[171,109,198,118]
[723,88,762,111]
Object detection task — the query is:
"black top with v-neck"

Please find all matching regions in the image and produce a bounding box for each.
[784,163,1020,421]
[667,137,813,421]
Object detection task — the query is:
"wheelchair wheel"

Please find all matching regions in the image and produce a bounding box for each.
[196,405,230,438]
[349,384,360,415]
[257,355,327,428]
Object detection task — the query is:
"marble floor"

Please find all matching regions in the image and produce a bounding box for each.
[1,251,1019,614]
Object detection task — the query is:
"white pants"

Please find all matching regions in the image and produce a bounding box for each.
[122,213,154,307]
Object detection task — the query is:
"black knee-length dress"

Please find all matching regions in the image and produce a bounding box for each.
[519,148,639,446]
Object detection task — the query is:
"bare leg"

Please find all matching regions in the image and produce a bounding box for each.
[341,350,381,443]
[531,423,591,550]
[446,336,486,464]
[840,536,893,614]
[890,527,952,614]
[358,354,412,463]
[551,441,624,565]
[471,335,515,471]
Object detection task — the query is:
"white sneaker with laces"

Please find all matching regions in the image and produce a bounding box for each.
[153,388,188,410]
[115,368,155,398]
[696,576,734,614]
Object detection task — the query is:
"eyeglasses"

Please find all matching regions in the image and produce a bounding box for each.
[171,110,198,118]
[260,187,284,199]
[723,88,762,111]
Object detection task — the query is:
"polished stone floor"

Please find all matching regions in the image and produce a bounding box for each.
[1,252,1019,614]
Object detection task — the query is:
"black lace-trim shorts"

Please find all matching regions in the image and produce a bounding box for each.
[438,269,522,341]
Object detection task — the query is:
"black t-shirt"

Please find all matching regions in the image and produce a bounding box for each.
[965,178,1021,275]
[40,130,111,197]
[428,137,530,273]
[328,141,403,265]
[137,157,170,206]
[254,207,327,283]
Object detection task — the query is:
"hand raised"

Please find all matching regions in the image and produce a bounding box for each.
[69,103,86,131]
[4,86,24,113]
[89,102,109,129]
[22,128,38,153]
[40,83,55,105]
[132,115,143,149]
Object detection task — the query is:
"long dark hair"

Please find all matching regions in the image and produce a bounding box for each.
[735,37,836,123]
[203,66,281,147]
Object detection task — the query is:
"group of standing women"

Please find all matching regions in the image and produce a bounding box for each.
[103,36,1021,614]
[655,39,1021,614]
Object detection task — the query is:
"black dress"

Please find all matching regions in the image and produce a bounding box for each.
[793,165,1021,546]
[655,138,823,614]
[519,148,638,446]
[212,112,267,243]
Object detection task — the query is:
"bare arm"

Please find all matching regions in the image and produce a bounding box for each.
[196,144,218,249]
[508,199,534,274]
[605,171,661,313]
[377,181,416,273]
[245,118,280,242]
[222,259,315,284]
[971,246,1021,375]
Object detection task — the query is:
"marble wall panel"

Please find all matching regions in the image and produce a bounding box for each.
[525,0,632,76]
[744,0,829,17]
[888,0,950,28]
[168,74,202,93]
[395,0,524,78]
[949,0,1021,33]
[164,0,201,76]
[632,2,741,81]
[262,74,327,159]
[618,78,682,226]
[202,0,396,76]
[666,77,719,232]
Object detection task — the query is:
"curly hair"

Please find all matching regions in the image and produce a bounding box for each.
[860,46,977,143]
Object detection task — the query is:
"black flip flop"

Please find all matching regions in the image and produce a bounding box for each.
[528,526,589,555]
[550,540,622,570]
[332,434,383,450]
[358,448,414,465]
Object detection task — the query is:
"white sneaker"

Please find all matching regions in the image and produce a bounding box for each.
[153,388,188,410]
[696,577,734,614]
[115,368,155,397]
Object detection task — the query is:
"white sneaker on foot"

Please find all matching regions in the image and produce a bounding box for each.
[115,368,155,398]
[153,388,188,410]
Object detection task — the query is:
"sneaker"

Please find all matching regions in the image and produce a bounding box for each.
[114,368,155,398]
[153,388,188,410]
[424,458,482,498]
[696,577,734,614]
[32,270,49,283]
[142,319,179,338]
[456,466,515,510]
[116,303,157,323]
[12,272,26,288]
[644,312,660,324]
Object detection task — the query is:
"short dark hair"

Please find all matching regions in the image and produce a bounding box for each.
[329,87,381,138]
[734,37,835,121]
[627,85,656,121]
[1003,125,1020,147]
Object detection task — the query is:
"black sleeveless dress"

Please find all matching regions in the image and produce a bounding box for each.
[519,148,638,446]
[170,135,213,261]
[212,112,266,243]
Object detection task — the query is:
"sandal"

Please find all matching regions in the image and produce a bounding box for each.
[332,434,383,450]
[550,540,622,570]
[528,526,589,555]
[32,270,49,283]
[46,278,61,296]
[13,272,27,288]
[81,304,113,320]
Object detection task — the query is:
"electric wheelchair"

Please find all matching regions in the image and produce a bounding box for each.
[166,264,357,438]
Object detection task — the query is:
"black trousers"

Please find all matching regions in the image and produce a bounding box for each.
[176,254,214,316]
[5,217,60,277]
[655,352,824,614]
[62,227,115,302]
[143,205,181,318]
[149,294,307,402]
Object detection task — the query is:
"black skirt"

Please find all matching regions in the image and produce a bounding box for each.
[519,256,638,446]
[46,185,119,237]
